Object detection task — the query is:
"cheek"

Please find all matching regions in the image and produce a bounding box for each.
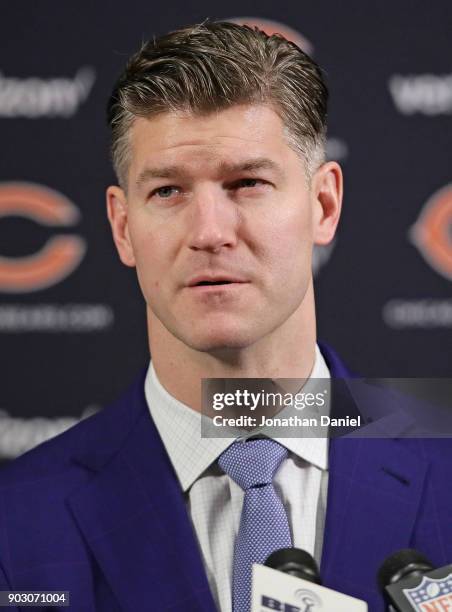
[253,205,313,271]
[128,219,170,289]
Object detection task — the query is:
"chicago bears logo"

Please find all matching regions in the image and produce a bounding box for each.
[229,17,313,54]
[0,182,86,292]
[409,184,452,281]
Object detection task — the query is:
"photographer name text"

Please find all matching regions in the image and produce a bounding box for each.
[212,415,361,428]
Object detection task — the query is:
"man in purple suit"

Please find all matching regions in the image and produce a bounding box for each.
[105,20,341,611]
[0,21,449,612]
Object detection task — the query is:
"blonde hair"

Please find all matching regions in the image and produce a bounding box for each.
[107,21,328,188]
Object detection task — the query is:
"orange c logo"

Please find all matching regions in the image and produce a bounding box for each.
[410,184,452,281]
[0,182,86,292]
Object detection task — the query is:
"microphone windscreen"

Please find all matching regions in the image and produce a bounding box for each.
[377,548,434,592]
[265,547,322,584]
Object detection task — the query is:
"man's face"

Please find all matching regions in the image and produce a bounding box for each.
[107,104,341,353]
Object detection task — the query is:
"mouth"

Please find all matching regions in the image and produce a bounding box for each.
[194,280,235,286]
[185,276,249,294]
[186,274,249,288]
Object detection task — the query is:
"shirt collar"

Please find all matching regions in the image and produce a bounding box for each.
[144,344,330,492]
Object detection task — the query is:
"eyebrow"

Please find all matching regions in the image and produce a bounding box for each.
[134,157,284,190]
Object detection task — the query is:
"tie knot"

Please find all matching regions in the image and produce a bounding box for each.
[218,438,288,491]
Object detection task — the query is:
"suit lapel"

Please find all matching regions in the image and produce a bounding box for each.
[321,436,428,605]
[67,377,216,612]
[319,342,429,606]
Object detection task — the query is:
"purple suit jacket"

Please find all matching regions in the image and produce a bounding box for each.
[0,343,451,611]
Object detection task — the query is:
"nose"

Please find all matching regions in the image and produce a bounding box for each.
[187,186,239,253]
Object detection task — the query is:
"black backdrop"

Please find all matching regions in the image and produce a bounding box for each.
[1,1,451,460]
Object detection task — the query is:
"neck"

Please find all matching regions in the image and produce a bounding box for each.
[148,283,317,412]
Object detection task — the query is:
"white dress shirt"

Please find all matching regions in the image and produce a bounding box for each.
[144,344,330,612]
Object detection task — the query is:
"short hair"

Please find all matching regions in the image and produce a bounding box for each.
[107,20,328,189]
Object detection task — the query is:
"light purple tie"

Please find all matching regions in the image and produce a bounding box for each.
[218,439,292,612]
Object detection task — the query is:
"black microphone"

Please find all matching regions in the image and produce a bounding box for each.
[265,547,322,584]
[378,548,452,610]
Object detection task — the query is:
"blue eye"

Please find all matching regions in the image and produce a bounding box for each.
[152,186,179,198]
[236,178,262,189]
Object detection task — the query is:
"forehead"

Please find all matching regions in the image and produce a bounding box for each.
[128,104,299,180]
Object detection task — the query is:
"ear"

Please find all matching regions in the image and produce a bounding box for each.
[311,161,343,245]
[106,185,136,267]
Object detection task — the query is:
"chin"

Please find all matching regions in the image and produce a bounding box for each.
[181,323,258,353]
